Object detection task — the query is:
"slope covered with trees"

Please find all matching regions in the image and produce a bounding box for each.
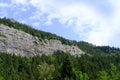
[1,17,120,80]
[0,51,120,80]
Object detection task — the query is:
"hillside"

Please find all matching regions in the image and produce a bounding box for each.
[1,17,120,80]
[0,18,83,56]
[1,17,120,56]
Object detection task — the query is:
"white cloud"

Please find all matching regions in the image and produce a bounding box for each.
[4,0,120,47]
[27,0,120,45]
[20,8,27,12]
[0,2,9,7]
[32,22,40,27]
[11,0,28,5]
[28,0,113,45]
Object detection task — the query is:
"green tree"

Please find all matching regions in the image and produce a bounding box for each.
[109,64,120,80]
[0,76,4,80]
[61,54,75,80]
[37,63,55,80]
[74,69,89,80]
[97,71,109,80]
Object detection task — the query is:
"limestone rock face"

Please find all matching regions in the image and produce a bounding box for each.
[0,24,84,56]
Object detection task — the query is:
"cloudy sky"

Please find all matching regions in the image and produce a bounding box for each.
[1,0,120,47]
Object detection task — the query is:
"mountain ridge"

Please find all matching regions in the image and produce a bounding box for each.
[0,18,84,56]
[0,17,120,56]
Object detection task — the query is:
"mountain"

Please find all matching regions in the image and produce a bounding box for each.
[1,17,120,80]
[0,17,84,56]
[0,17,120,56]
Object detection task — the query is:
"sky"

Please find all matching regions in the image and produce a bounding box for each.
[0,0,120,47]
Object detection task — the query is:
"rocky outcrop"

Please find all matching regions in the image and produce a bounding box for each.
[0,24,84,56]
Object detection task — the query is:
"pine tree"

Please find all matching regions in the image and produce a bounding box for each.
[61,54,75,80]
[37,63,55,80]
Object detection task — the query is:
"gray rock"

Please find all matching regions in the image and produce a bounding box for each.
[0,24,84,56]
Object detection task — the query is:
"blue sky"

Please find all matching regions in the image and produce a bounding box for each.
[0,0,120,47]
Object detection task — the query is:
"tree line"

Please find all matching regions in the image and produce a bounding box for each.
[0,51,120,80]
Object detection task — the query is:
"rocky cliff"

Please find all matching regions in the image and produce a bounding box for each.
[0,24,84,56]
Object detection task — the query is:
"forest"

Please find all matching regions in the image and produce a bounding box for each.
[0,50,120,80]
[1,17,120,80]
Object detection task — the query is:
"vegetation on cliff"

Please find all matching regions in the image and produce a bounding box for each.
[1,17,120,80]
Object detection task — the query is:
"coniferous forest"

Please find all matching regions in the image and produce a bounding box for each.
[0,51,120,80]
[0,18,120,80]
